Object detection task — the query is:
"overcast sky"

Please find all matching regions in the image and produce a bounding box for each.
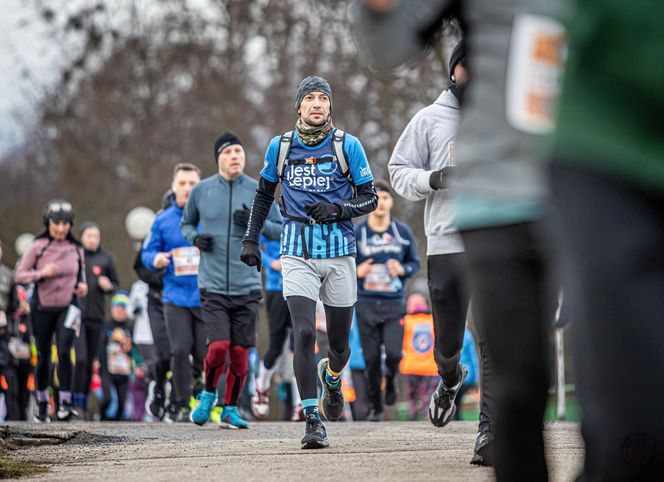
[0,0,63,155]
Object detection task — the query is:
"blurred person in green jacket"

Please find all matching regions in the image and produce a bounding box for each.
[551,2,664,479]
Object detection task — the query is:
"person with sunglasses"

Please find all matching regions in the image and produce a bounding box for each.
[15,199,87,422]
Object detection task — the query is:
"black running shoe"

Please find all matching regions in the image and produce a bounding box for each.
[164,403,179,423]
[470,430,494,466]
[146,381,166,420]
[34,401,50,423]
[317,358,344,421]
[384,376,398,406]
[166,406,191,423]
[56,401,78,422]
[301,414,329,449]
[428,365,467,428]
[366,408,383,422]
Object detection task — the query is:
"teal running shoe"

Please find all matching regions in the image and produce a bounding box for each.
[317,358,344,421]
[190,390,216,426]
[219,406,250,429]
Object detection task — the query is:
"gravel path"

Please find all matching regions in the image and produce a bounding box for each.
[1,421,584,481]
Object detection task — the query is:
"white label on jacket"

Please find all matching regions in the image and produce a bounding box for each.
[447,142,456,167]
[506,14,566,134]
[172,247,200,276]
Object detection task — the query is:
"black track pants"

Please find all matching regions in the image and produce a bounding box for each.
[427,254,470,386]
[461,223,553,482]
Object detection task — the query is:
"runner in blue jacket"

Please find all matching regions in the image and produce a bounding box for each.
[142,163,205,422]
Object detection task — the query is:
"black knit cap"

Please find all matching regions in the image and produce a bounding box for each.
[214,132,243,163]
[294,76,333,112]
[449,38,466,82]
[79,221,100,237]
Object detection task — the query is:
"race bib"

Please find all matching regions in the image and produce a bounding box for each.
[506,14,567,134]
[364,264,397,293]
[9,337,30,360]
[107,343,131,376]
[63,305,82,335]
[172,247,200,276]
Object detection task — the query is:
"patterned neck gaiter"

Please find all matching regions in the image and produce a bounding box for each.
[295,116,334,146]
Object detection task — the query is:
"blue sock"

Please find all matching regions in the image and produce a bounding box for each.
[302,398,320,419]
[73,392,87,409]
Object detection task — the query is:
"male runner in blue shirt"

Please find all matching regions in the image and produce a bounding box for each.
[241,76,377,449]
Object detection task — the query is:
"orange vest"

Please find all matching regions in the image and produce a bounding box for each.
[400,313,438,377]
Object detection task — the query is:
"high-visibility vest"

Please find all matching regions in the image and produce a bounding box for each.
[400,312,438,377]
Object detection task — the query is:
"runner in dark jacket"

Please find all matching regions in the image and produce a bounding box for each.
[73,222,119,417]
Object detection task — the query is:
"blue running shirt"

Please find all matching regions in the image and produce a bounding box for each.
[261,130,374,259]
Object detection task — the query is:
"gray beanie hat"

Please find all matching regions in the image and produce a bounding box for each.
[294,76,333,112]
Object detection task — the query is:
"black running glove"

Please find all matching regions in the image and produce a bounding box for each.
[304,202,341,223]
[429,166,455,191]
[240,240,262,272]
[233,204,251,229]
[193,233,214,252]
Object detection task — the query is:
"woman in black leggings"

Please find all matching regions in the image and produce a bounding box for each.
[15,200,87,422]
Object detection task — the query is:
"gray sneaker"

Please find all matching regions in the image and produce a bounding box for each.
[428,365,468,427]
[316,358,344,421]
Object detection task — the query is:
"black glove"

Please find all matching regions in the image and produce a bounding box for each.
[233,203,251,229]
[240,240,262,272]
[193,233,214,252]
[304,202,341,223]
[429,166,455,190]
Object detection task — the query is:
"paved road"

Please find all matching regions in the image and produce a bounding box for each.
[1,421,583,481]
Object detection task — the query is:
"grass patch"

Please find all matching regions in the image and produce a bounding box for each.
[0,440,47,479]
[0,454,47,478]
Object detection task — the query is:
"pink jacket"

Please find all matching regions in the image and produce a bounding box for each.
[15,237,85,309]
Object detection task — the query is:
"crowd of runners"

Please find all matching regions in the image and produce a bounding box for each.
[1,0,662,479]
[0,53,490,454]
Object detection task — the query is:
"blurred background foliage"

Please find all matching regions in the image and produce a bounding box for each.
[1,0,460,288]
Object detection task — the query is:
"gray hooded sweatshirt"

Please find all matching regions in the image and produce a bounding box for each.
[388,89,464,256]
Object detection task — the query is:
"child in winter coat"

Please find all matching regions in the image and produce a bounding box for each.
[100,291,133,420]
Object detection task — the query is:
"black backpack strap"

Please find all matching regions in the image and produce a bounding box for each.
[31,238,53,285]
[276,130,294,178]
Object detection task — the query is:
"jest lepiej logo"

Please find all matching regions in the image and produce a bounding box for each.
[285,155,337,191]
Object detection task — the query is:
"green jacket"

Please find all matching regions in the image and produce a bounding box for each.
[554,0,664,189]
[181,174,282,296]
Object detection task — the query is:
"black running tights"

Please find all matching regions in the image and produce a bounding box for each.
[287,296,353,400]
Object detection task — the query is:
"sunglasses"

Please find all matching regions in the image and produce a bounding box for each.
[47,202,72,214]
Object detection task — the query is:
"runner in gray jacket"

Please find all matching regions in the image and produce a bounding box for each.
[389,41,493,466]
[184,132,282,430]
